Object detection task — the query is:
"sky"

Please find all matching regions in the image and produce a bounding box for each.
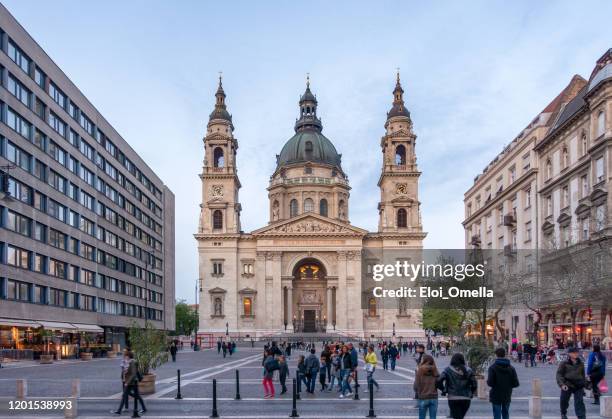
[5,1,611,303]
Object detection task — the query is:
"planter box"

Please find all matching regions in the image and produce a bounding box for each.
[106,351,117,359]
[39,354,54,364]
[80,352,93,361]
[138,373,156,395]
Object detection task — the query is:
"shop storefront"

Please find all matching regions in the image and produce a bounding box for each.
[0,318,107,361]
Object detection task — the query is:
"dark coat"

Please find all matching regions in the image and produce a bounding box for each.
[556,357,586,390]
[305,354,320,375]
[340,352,354,370]
[279,362,289,381]
[487,358,519,404]
[437,366,477,400]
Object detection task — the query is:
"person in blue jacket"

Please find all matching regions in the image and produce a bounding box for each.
[587,344,606,405]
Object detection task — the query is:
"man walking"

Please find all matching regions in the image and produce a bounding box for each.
[112,351,146,418]
[556,347,586,419]
[305,348,320,394]
[487,347,519,419]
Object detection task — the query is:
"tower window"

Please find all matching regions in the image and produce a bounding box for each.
[395,145,406,165]
[290,199,299,217]
[213,147,224,168]
[304,198,314,213]
[397,208,408,228]
[212,210,223,229]
[319,199,328,217]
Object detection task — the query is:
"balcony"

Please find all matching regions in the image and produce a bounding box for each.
[503,244,516,257]
[503,214,516,226]
[470,235,482,247]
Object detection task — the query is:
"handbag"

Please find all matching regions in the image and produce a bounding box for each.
[365,363,374,373]
[599,378,609,394]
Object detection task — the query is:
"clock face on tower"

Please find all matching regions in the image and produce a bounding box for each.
[395,183,407,195]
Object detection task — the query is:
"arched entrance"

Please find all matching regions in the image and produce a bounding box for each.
[291,259,329,333]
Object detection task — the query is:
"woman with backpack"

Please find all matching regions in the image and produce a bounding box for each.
[262,349,279,399]
[587,344,607,405]
[437,353,477,419]
[414,354,439,419]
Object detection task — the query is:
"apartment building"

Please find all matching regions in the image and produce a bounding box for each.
[462,59,608,344]
[0,4,175,356]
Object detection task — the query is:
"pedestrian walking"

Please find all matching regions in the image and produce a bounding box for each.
[557,347,586,419]
[339,345,354,398]
[305,348,320,394]
[319,355,328,391]
[262,349,279,399]
[296,355,308,393]
[222,342,227,358]
[328,351,341,392]
[111,351,146,418]
[118,350,130,413]
[587,344,607,405]
[381,344,389,370]
[487,347,519,419]
[170,342,178,362]
[278,355,289,395]
[389,343,399,371]
[414,354,439,419]
[437,353,476,419]
[217,339,221,354]
[364,345,380,392]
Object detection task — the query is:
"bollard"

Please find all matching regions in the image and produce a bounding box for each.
[290,378,299,418]
[175,369,183,400]
[16,379,27,399]
[601,396,612,418]
[235,369,241,400]
[528,396,542,419]
[295,369,301,400]
[477,378,487,400]
[531,377,541,397]
[63,397,77,419]
[353,370,359,400]
[367,379,376,418]
[210,378,219,418]
[71,379,80,398]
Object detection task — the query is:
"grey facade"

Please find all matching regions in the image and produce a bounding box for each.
[0,4,175,338]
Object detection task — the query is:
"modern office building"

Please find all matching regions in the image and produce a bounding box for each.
[0,4,175,356]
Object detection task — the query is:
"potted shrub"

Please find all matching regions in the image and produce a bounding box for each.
[39,329,54,364]
[129,321,169,394]
[80,334,94,360]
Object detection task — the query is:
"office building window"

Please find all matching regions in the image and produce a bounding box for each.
[7,245,29,269]
[8,74,30,107]
[8,40,30,73]
[48,82,66,109]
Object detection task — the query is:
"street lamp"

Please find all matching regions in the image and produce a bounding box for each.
[225,322,229,337]
[393,322,396,337]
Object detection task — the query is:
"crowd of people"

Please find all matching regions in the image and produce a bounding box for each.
[252,339,607,419]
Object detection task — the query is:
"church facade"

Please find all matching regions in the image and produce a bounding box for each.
[195,75,426,340]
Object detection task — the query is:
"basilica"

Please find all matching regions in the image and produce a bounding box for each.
[195,74,427,342]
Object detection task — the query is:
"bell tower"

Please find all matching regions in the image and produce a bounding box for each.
[377,71,423,233]
[199,75,242,234]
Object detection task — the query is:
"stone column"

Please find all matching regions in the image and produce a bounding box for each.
[287,286,294,331]
[271,252,283,331]
[326,287,333,330]
[337,251,348,331]
[255,251,267,334]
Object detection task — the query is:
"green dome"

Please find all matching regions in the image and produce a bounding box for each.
[276,129,342,170]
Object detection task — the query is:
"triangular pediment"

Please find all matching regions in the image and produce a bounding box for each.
[387,129,413,138]
[238,287,258,294]
[208,287,227,294]
[390,196,415,204]
[252,213,368,236]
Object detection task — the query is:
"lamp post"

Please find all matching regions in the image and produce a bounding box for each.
[225,322,229,337]
[292,315,296,332]
[393,322,396,337]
